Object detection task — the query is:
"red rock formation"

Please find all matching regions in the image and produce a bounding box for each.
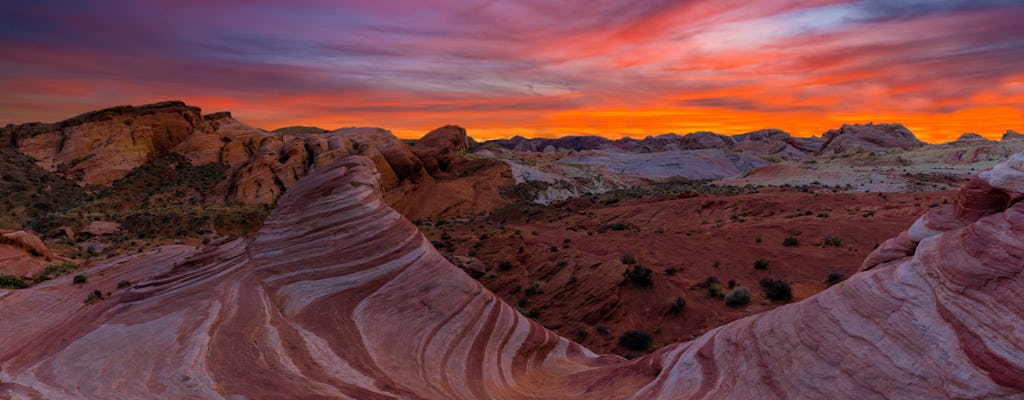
[13,101,202,186]
[412,125,469,175]
[3,101,431,205]
[0,230,51,277]
[2,153,1023,398]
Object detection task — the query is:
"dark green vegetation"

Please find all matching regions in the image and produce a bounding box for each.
[32,261,78,282]
[0,148,89,228]
[826,271,847,285]
[623,265,654,287]
[2,152,271,258]
[0,274,29,289]
[725,287,751,307]
[760,279,793,301]
[618,330,653,351]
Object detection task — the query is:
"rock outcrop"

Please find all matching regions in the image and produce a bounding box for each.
[954,132,989,143]
[2,101,433,205]
[1003,130,1024,141]
[0,230,51,277]
[411,125,469,175]
[818,123,925,155]
[733,129,821,160]
[2,153,1022,398]
[9,101,202,186]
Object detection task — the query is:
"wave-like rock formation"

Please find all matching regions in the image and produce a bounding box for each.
[2,153,1024,398]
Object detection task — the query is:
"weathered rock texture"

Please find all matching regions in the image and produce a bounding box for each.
[818,123,925,155]
[1,101,439,205]
[0,230,50,277]
[2,153,1023,398]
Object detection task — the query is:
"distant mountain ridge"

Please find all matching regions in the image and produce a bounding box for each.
[480,123,1020,160]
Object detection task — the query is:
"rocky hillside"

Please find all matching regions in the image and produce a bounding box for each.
[0,101,510,265]
[1,152,1021,398]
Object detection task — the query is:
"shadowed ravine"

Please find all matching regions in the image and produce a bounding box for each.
[1,155,1023,399]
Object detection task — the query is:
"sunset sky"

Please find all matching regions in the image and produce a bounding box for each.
[1,0,1022,142]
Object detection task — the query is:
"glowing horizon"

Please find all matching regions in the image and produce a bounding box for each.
[1,1,1022,143]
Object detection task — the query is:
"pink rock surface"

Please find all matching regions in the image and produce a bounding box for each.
[1,155,1023,398]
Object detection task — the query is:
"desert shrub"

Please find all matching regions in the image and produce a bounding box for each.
[117,280,132,289]
[782,236,800,247]
[618,331,653,351]
[664,267,678,275]
[84,290,103,303]
[821,236,843,248]
[755,235,763,243]
[760,279,793,301]
[498,260,514,271]
[669,297,686,314]
[695,276,725,298]
[0,274,28,289]
[621,253,637,265]
[608,222,630,231]
[825,271,846,285]
[753,258,769,270]
[33,261,78,282]
[623,265,654,287]
[549,245,558,252]
[72,274,87,285]
[725,287,751,307]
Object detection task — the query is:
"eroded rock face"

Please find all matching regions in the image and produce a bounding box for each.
[411,125,469,175]
[10,101,203,186]
[3,101,431,205]
[818,123,925,155]
[2,154,1022,398]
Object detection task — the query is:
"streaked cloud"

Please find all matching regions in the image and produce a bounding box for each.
[0,0,1021,141]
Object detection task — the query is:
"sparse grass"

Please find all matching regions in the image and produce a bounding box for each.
[821,236,843,248]
[621,253,637,265]
[694,276,725,299]
[32,261,77,282]
[782,236,800,247]
[753,258,769,270]
[0,274,28,289]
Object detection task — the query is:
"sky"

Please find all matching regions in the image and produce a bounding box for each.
[0,0,1022,142]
